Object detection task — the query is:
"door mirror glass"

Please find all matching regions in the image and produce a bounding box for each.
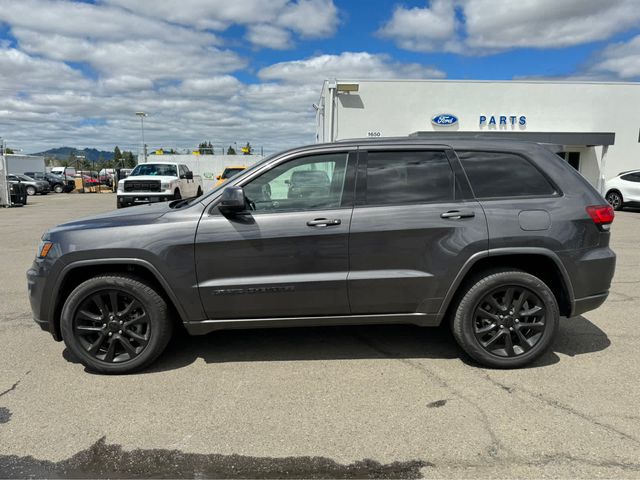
[219,186,247,214]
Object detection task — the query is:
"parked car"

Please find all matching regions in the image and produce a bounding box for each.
[51,166,76,178]
[605,169,640,210]
[7,178,28,205]
[24,172,75,193]
[7,174,50,195]
[28,138,616,374]
[286,170,331,199]
[214,166,246,187]
[116,162,203,208]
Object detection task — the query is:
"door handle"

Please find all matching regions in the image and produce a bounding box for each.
[306,218,341,227]
[440,210,475,219]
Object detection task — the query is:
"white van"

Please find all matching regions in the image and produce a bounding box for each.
[51,166,77,177]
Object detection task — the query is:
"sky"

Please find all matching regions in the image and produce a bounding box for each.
[1,0,640,154]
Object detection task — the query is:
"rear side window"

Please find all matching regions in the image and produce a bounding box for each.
[457,151,555,199]
[364,150,453,206]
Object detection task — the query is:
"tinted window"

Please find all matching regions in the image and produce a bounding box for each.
[457,151,555,198]
[243,153,348,212]
[130,164,177,177]
[621,172,640,182]
[221,168,245,179]
[364,151,453,206]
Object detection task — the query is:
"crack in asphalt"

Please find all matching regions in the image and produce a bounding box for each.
[0,437,433,479]
[0,370,30,399]
[482,374,640,446]
[352,333,510,460]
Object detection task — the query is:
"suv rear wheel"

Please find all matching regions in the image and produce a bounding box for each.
[452,270,559,368]
[60,274,173,374]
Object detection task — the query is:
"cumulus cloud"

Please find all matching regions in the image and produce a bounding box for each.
[377,0,461,53]
[258,52,445,84]
[378,0,640,54]
[589,35,640,79]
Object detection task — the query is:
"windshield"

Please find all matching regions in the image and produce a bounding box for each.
[222,167,245,179]
[130,164,177,177]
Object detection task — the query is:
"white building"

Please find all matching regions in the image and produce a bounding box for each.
[316,79,640,190]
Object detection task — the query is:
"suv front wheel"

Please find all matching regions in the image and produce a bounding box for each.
[452,270,559,368]
[60,274,173,374]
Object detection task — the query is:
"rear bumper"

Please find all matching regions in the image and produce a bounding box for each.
[572,292,609,317]
[565,246,616,317]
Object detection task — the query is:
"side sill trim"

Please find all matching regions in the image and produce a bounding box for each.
[184,313,439,335]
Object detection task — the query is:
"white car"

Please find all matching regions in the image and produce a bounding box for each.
[117,162,203,208]
[605,170,640,211]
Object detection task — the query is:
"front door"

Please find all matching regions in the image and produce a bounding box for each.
[348,148,488,315]
[195,151,355,319]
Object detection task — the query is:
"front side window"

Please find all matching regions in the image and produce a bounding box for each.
[364,150,454,206]
[243,153,349,212]
[222,168,245,180]
[457,151,556,199]
[621,172,640,183]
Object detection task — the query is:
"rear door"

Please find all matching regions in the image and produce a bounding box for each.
[348,147,488,315]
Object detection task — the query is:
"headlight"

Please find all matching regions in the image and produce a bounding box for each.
[161,181,170,190]
[117,180,124,193]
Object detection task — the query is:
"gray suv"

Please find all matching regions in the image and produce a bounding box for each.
[27,139,616,373]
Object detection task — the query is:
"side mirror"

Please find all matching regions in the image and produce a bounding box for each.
[219,186,247,214]
[185,171,194,180]
[216,175,221,180]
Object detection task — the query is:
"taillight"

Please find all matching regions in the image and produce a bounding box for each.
[586,205,614,227]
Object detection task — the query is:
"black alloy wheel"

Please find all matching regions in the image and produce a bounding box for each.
[451,270,559,368]
[473,286,546,358]
[73,289,150,363]
[26,185,36,196]
[606,191,623,211]
[61,275,172,374]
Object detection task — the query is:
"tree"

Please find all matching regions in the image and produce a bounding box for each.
[198,141,214,155]
[123,151,136,168]
[242,142,252,155]
[5,147,14,154]
[227,145,236,155]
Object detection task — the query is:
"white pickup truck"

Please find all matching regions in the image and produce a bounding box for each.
[116,162,203,208]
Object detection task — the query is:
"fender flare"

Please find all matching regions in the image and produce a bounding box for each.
[51,257,189,326]
[435,247,575,323]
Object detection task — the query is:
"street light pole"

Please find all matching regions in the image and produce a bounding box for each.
[135,112,147,163]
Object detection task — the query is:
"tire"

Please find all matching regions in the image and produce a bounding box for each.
[54,184,64,193]
[26,185,36,196]
[196,187,203,197]
[606,190,623,211]
[174,189,181,200]
[451,270,559,369]
[60,274,173,374]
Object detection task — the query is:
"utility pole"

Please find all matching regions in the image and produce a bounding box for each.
[135,112,147,163]
[0,138,9,207]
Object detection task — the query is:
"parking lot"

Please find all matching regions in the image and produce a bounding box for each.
[0,193,639,478]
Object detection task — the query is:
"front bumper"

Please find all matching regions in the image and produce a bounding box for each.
[117,193,174,208]
[27,258,60,340]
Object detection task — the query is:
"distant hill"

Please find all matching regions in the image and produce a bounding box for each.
[32,147,114,162]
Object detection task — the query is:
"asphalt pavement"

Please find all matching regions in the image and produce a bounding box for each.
[1,193,639,478]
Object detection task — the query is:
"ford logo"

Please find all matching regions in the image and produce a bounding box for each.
[432,114,458,126]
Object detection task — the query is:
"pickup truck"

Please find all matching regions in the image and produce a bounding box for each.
[116,162,203,208]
